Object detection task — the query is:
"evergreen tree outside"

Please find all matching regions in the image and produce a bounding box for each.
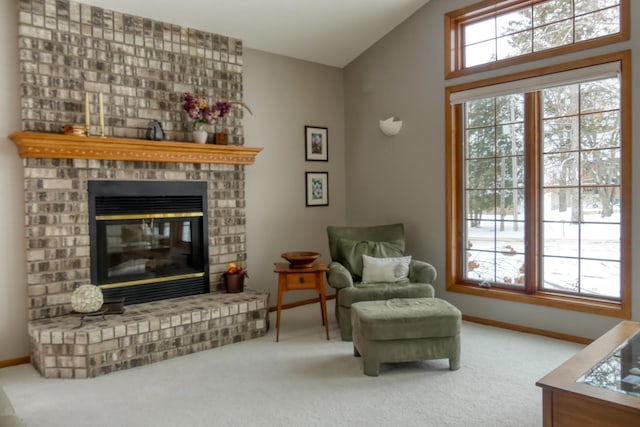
[460,0,623,297]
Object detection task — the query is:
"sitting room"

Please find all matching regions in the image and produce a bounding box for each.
[1,0,639,426]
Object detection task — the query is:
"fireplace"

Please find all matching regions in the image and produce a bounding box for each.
[13,133,266,378]
[88,181,209,305]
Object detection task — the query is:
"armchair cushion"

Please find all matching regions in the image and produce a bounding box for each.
[328,224,406,264]
[337,238,404,278]
[361,255,411,283]
[409,259,438,284]
[327,262,354,290]
[338,282,434,307]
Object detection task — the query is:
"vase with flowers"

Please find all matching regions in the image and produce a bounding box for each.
[182,93,252,144]
[223,262,249,293]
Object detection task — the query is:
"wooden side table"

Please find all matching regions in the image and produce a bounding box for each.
[274,260,330,342]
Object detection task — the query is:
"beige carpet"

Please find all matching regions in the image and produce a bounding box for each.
[0,299,583,427]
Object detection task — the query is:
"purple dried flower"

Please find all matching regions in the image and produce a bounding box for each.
[181,93,252,130]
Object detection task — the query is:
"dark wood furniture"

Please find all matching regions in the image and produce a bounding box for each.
[274,260,330,342]
[536,321,640,427]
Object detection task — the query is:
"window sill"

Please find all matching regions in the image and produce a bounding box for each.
[447,282,630,319]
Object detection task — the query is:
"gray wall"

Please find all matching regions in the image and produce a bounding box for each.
[243,48,345,305]
[343,0,640,340]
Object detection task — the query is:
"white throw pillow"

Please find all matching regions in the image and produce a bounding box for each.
[361,254,411,283]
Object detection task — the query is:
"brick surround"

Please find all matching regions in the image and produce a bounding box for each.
[23,156,249,321]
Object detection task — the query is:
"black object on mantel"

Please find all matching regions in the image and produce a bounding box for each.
[145,120,165,140]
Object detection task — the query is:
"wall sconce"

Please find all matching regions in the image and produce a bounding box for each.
[379,116,403,137]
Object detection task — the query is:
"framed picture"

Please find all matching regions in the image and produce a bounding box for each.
[305,172,329,206]
[305,126,328,161]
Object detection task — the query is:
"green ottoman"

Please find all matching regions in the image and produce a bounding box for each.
[351,298,461,376]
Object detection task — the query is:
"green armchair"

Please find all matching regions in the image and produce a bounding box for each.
[327,223,437,341]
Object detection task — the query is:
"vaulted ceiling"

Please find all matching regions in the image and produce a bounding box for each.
[79,0,431,68]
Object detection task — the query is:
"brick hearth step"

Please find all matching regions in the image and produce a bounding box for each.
[28,290,269,379]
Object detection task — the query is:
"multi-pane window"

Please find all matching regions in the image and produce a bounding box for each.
[447,52,630,316]
[464,94,526,288]
[446,0,629,78]
[540,76,621,298]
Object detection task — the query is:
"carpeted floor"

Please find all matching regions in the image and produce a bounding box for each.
[0,299,583,427]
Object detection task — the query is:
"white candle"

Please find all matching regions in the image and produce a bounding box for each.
[99,92,104,136]
[85,92,90,134]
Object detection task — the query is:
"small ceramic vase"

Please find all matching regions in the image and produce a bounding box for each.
[192,129,208,144]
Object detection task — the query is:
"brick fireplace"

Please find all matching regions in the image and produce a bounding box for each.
[12,133,267,378]
[13,0,270,378]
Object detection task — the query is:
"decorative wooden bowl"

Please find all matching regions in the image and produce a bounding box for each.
[281,251,320,269]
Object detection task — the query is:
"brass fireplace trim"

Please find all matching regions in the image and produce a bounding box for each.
[96,212,204,221]
[99,272,206,289]
[10,132,263,165]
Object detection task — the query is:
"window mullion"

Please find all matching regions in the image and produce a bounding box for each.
[449,103,465,285]
[524,91,541,294]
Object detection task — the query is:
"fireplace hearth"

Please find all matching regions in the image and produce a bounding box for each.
[89,181,209,305]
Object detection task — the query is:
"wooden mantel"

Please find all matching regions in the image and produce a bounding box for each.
[10,132,262,165]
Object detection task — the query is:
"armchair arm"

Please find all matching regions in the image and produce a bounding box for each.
[409,260,437,284]
[327,262,354,290]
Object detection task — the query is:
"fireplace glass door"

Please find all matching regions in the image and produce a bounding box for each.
[97,214,204,286]
[89,180,209,305]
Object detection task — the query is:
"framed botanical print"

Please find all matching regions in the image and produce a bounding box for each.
[305,126,328,161]
[305,172,329,206]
